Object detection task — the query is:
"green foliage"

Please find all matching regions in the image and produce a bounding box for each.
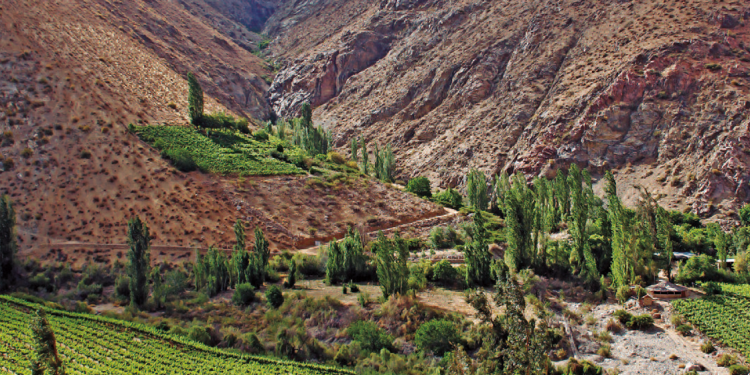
[373,144,396,182]
[127,216,151,308]
[466,169,488,211]
[625,314,654,330]
[717,353,737,367]
[676,254,732,285]
[253,129,269,142]
[1,296,353,374]
[291,103,332,157]
[676,324,692,335]
[187,72,204,126]
[429,225,460,249]
[432,188,463,210]
[559,358,603,375]
[613,310,632,325]
[325,228,369,285]
[729,365,749,375]
[740,204,750,226]
[464,212,493,287]
[30,309,64,375]
[374,232,410,299]
[431,259,459,286]
[360,138,369,175]
[616,285,631,304]
[162,148,197,172]
[283,259,297,289]
[465,274,558,374]
[346,321,393,353]
[350,137,359,163]
[232,283,256,307]
[405,177,431,198]
[265,285,284,308]
[701,340,715,354]
[0,195,17,291]
[194,247,231,297]
[135,125,305,176]
[414,320,459,356]
[199,112,250,133]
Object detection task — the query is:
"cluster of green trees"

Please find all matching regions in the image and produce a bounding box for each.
[291,103,332,157]
[325,228,369,285]
[350,136,396,183]
[187,72,249,132]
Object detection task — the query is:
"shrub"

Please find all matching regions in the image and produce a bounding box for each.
[253,129,269,142]
[3,157,14,170]
[676,324,692,335]
[232,283,256,306]
[702,281,721,295]
[626,314,653,330]
[347,320,393,353]
[432,259,458,285]
[265,285,284,308]
[432,188,463,209]
[21,148,33,158]
[705,63,722,71]
[414,320,460,356]
[187,325,212,345]
[605,319,622,333]
[613,310,632,325]
[596,343,611,358]
[717,353,738,367]
[114,275,130,301]
[357,291,370,307]
[327,151,346,165]
[740,204,750,226]
[562,358,604,375]
[28,274,53,292]
[406,177,432,198]
[80,150,92,159]
[729,365,749,375]
[163,148,197,172]
[349,282,359,293]
[699,340,715,354]
[616,285,631,304]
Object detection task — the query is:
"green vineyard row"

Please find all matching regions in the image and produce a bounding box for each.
[0,295,353,375]
[673,294,750,358]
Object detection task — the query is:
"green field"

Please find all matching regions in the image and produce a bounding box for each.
[673,289,750,358]
[0,296,352,375]
[134,125,306,176]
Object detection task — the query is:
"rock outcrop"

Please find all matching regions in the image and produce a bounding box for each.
[265,0,750,220]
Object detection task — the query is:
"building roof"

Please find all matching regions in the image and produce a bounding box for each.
[647,281,689,292]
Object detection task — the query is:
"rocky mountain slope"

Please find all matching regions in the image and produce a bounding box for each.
[264,0,750,221]
[0,0,439,256]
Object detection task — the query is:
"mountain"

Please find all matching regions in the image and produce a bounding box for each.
[0,0,440,261]
[264,0,750,221]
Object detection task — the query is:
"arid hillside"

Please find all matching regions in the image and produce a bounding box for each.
[0,0,442,261]
[265,0,750,221]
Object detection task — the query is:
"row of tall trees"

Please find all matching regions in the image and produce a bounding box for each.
[349,136,396,183]
[291,103,332,157]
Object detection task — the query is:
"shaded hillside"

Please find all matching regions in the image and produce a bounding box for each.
[265,0,750,221]
[0,0,441,260]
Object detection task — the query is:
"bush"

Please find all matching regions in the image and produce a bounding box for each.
[596,343,611,358]
[199,112,248,132]
[21,147,33,158]
[605,319,622,333]
[740,204,750,226]
[561,358,603,375]
[432,188,463,209]
[616,285,631,304]
[3,157,14,170]
[414,320,459,356]
[431,259,458,286]
[265,285,284,308]
[347,320,393,353]
[187,325,212,345]
[114,275,130,301]
[163,148,197,172]
[80,150,92,159]
[717,353,737,367]
[613,310,632,325]
[626,314,653,330]
[702,281,721,295]
[253,129,269,142]
[676,324,692,335]
[676,254,732,284]
[701,340,716,354]
[327,151,346,165]
[28,274,53,292]
[406,177,432,198]
[232,283,256,306]
[729,365,749,375]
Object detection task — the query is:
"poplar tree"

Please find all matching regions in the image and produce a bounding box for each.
[232,220,252,286]
[187,72,204,126]
[467,169,489,211]
[127,216,151,308]
[0,195,17,290]
[656,207,674,281]
[465,212,493,287]
[606,172,631,288]
[351,137,359,163]
[30,309,65,375]
[361,138,369,175]
[254,226,270,269]
[553,170,570,222]
[374,232,409,299]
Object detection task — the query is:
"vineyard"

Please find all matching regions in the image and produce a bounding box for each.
[134,125,306,175]
[712,283,750,298]
[673,293,750,358]
[0,296,353,375]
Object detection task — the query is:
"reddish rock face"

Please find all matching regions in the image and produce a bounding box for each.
[265,0,750,220]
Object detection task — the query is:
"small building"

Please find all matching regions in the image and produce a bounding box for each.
[647,281,689,299]
[638,294,655,308]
